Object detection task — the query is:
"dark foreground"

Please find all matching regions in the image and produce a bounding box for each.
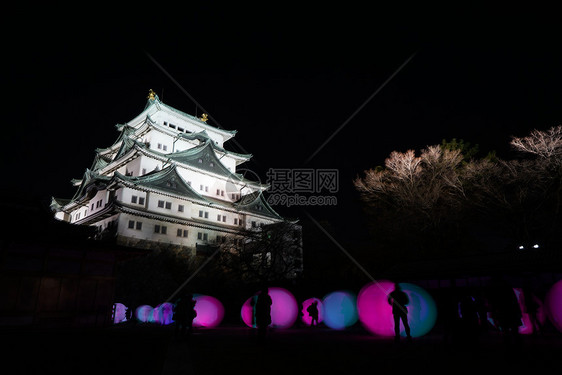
[4,323,561,374]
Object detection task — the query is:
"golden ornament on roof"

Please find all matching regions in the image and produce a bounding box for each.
[200,113,209,122]
[147,89,156,100]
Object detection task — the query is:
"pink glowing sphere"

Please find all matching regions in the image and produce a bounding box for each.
[301,298,324,326]
[545,280,562,332]
[192,295,225,328]
[241,287,298,329]
[357,281,437,337]
[322,291,358,330]
[135,305,153,323]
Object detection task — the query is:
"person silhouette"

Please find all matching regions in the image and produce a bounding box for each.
[174,295,190,340]
[307,301,319,327]
[187,294,197,333]
[255,287,272,343]
[388,282,411,342]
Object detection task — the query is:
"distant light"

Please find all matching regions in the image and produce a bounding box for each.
[533,244,540,249]
[518,245,525,250]
[322,291,358,330]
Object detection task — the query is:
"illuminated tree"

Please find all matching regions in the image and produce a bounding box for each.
[354,145,470,257]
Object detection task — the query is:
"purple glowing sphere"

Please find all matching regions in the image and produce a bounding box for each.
[545,279,562,332]
[241,287,298,329]
[153,302,175,325]
[301,298,324,326]
[112,303,128,324]
[322,291,358,330]
[357,281,437,337]
[192,295,225,328]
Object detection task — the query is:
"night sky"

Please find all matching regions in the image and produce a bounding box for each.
[5,9,562,235]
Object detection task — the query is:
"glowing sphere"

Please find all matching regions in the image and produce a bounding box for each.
[135,305,153,323]
[357,281,437,337]
[322,291,358,330]
[301,298,324,326]
[192,295,225,328]
[241,287,298,329]
[545,280,562,332]
[153,302,174,325]
[113,303,128,324]
[513,288,546,335]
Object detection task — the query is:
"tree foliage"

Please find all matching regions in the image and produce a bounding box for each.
[355,127,562,261]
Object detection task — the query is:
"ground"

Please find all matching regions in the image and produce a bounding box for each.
[4,323,561,374]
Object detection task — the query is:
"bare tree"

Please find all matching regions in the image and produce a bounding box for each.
[355,145,468,256]
[215,222,303,284]
[510,125,562,160]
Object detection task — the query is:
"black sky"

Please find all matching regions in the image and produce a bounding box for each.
[5,9,562,235]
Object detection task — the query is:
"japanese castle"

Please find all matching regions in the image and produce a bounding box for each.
[51,90,286,253]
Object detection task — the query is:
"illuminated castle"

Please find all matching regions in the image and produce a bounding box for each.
[51,90,286,254]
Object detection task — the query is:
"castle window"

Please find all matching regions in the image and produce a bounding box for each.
[158,200,165,208]
[199,210,203,217]
[178,127,184,132]
[222,215,226,222]
[139,197,145,205]
[165,202,171,209]
[183,229,188,237]
[157,143,162,149]
[131,196,137,204]
[163,145,168,151]
[154,225,161,233]
[128,220,135,229]
[135,221,142,230]
[234,218,238,225]
[178,205,184,212]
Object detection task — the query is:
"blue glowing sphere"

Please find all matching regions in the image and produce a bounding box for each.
[322,291,358,330]
[135,305,153,323]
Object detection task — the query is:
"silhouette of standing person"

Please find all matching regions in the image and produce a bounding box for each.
[388,282,411,342]
[255,287,272,343]
[187,294,197,334]
[174,295,190,340]
[307,301,319,327]
[489,278,522,345]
